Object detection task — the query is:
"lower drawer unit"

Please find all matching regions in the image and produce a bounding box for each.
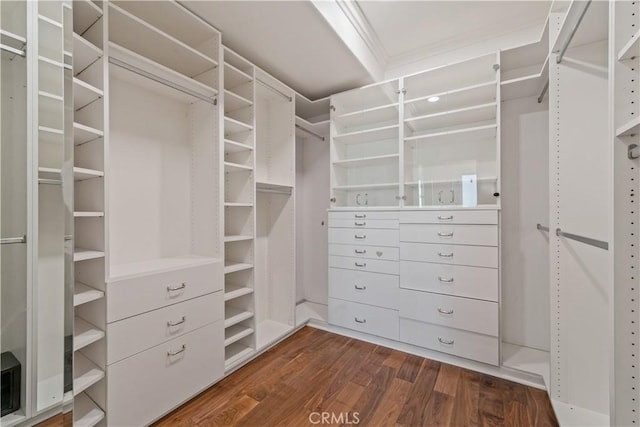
[401,242,498,268]
[398,289,498,336]
[328,243,399,261]
[400,261,498,302]
[399,318,499,366]
[329,298,399,340]
[328,228,399,247]
[329,255,399,275]
[329,268,399,309]
[107,291,224,364]
[107,321,224,427]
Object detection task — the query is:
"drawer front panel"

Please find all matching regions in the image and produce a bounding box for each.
[108,321,224,427]
[328,228,399,247]
[328,244,399,261]
[400,210,498,225]
[107,262,223,323]
[329,211,399,220]
[400,224,498,247]
[399,289,498,336]
[329,298,399,340]
[329,256,399,275]
[329,268,399,309]
[329,218,399,229]
[400,261,498,301]
[400,318,499,366]
[107,292,223,364]
[401,242,498,268]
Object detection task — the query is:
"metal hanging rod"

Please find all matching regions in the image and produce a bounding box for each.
[0,44,25,57]
[295,124,325,142]
[1,235,26,245]
[64,235,73,241]
[537,223,549,232]
[537,80,549,104]
[109,57,217,106]
[556,228,608,250]
[556,0,592,64]
[257,188,291,195]
[257,79,292,102]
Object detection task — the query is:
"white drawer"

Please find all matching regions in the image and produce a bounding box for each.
[329,256,399,275]
[329,218,399,229]
[329,268,399,309]
[400,224,498,247]
[107,321,224,426]
[399,289,498,336]
[400,318,499,366]
[329,298,399,340]
[328,228,398,247]
[400,210,498,225]
[400,261,498,302]
[401,242,498,268]
[107,261,223,323]
[329,211,398,220]
[107,292,223,365]
[328,244,399,261]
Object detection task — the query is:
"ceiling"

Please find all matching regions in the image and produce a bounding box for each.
[180,1,551,101]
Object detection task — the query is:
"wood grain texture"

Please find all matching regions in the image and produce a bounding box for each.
[153,327,558,427]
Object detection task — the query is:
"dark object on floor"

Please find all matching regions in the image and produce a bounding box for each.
[1,351,21,417]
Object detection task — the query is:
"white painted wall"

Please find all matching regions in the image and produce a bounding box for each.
[501,95,549,351]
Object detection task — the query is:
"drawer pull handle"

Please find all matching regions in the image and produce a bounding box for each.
[354,234,366,239]
[437,308,454,315]
[354,249,367,254]
[354,284,367,290]
[355,214,366,219]
[355,262,367,268]
[354,317,366,324]
[167,344,186,356]
[437,232,454,238]
[167,316,186,327]
[167,283,186,292]
[438,276,454,283]
[438,252,454,258]
[438,337,454,345]
[355,221,366,226]
[438,215,454,221]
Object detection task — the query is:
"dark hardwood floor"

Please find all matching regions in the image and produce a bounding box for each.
[154,327,558,426]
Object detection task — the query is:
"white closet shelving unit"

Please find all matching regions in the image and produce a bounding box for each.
[611,0,640,425]
[222,47,257,370]
[71,1,106,425]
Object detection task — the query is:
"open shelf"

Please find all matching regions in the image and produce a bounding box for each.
[73,77,103,110]
[224,139,253,153]
[617,116,640,138]
[405,176,497,186]
[74,248,105,262]
[224,202,253,208]
[333,182,399,191]
[73,0,103,35]
[74,211,105,218]
[74,392,105,427]
[224,235,253,243]
[333,103,398,131]
[73,352,104,396]
[225,116,253,133]
[501,69,547,102]
[224,342,253,368]
[109,3,217,80]
[618,30,640,63]
[332,124,399,145]
[74,122,103,145]
[224,261,254,274]
[332,153,399,168]
[73,33,102,74]
[224,306,254,328]
[39,125,64,137]
[224,283,254,301]
[225,89,252,112]
[109,257,219,281]
[405,123,497,143]
[224,62,253,90]
[256,181,293,193]
[224,161,252,172]
[39,90,64,102]
[74,317,104,351]
[405,102,496,133]
[224,325,254,347]
[74,167,104,181]
[74,282,104,307]
[256,320,294,350]
[295,116,329,138]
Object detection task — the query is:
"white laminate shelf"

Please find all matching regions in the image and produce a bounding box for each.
[404,103,496,133]
[74,122,104,145]
[224,62,253,90]
[256,181,293,193]
[224,306,254,328]
[295,116,329,137]
[225,89,253,112]
[224,235,253,243]
[332,153,399,168]
[617,116,640,138]
[73,0,103,35]
[109,256,219,281]
[224,139,253,153]
[224,325,254,347]
[74,392,105,427]
[73,352,104,396]
[225,116,253,134]
[74,282,104,307]
[333,182,399,191]
[73,33,102,73]
[74,211,104,218]
[74,317,105,352]
[618,30,639,63]
[405,123,497,143]
[224,202,253,208]
[333,103,399,131]
[74,167,104,181]
[73,77,103,110]
[109,3,218,79]
[39,90,64,102]
[224,283,254,301]
[224,161,253,172]
[225,342,254,368]
[332,124,399,145]
[224,261,254,274]
[74,248,105,262]
[405,176,497,186]
[405,81,495,105]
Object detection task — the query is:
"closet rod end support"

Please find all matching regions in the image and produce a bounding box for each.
[628,144,639,160]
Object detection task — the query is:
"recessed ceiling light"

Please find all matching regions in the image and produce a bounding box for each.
[428,96,440,103]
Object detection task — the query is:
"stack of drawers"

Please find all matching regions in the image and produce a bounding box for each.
[398,210,499,365]
[327,211,400,340]
[105,260,224,426]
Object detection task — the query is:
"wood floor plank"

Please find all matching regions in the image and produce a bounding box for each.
[396,353,425,383]
[396,358,441,426]
[451,369,482,426]
[434,363,462,397]
[197,395,259,427]
[366,377,412,426]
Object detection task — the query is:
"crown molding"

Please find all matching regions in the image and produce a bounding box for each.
[335,1,389,66]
